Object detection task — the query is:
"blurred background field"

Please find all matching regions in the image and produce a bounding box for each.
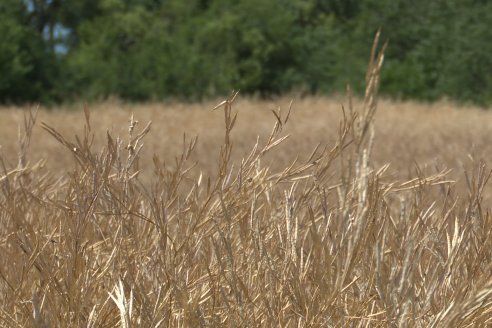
[2,96,492,202]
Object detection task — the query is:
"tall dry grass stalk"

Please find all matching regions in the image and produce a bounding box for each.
[0,33,491,327]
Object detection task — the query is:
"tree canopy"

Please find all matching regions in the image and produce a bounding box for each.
[3,0,492,105]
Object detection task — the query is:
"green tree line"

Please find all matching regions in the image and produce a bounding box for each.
[2,0,492,105]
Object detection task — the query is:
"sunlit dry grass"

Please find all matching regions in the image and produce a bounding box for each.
[2,97,492,190]
[1,36,492,327]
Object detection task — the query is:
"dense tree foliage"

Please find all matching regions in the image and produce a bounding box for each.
[2,0,492,105]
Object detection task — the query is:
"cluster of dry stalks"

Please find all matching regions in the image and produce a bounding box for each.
[1,35,492,327]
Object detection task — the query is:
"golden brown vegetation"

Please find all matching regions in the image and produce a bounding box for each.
[1,37,492,327]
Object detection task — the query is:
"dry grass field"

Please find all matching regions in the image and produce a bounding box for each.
[1,42,492,327]
[1,97,491,192]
